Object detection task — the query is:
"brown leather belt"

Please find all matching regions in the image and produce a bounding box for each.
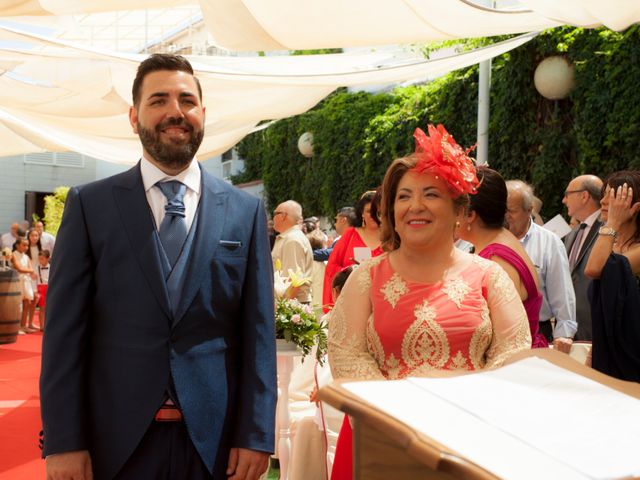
[154,402,183,422]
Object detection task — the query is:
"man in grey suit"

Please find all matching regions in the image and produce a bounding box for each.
[563,174,603,341]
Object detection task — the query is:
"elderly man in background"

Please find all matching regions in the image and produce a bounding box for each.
[272,200,314,304]
[506,180,577,352]
[562,174,603,341]
[1,222,20,249]
[313,206,356,262]
[35,221,56,255]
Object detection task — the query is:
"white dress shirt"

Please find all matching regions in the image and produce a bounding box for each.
[40,231,56,256]
[140,155,201,232]
[520,220,578,339]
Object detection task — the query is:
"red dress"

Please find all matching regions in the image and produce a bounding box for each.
[329,252,531,479]
[322,227,383,312]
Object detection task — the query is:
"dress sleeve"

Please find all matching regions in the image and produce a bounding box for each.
[328,262,385,381]
[484,264,532,368]
[322,230,351,311]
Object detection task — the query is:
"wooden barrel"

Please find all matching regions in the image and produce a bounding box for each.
[0,269,22,344]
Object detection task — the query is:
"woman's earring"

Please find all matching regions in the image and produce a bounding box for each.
[466,223,472,232]
[455,221,461,228]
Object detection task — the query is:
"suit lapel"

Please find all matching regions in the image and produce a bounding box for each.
[173,169,228,326]
[113,163,172,320]
[565,227,578,255]
[575,219,602,270]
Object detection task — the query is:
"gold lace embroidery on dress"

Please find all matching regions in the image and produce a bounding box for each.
[402,299,450,370]
[383,353,401,380]
[381,273,409,309]
[468,307,492,369]
[328,263,385,381]
[354,255,384,295]
[489,264,519,303]
[484,265,532,368]
[449,350,469,370]
[366,313,385,367]
[472,254,494,270]
[442,276,471,309]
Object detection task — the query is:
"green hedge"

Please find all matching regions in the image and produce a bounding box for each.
[235,26,640,220]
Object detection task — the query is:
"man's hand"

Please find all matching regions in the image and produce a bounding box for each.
[226,448,269,480]
[46,450,92,480]
[553,337,573,354]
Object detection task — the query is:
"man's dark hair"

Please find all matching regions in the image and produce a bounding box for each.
[337,207,357,227]
[132,54,202,106]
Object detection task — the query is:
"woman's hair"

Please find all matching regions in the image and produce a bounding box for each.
[331,266,354,294]
[12,236,27,252]
[602,170,640,247]
[306,229,325,250]
[355,190,379,228]
[27,228,42,251]
[468,167,507,229]
[379,154,469,251]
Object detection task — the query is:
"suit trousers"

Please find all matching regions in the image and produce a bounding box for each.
[114,421,213,480]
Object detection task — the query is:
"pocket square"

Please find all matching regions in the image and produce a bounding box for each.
[219,240,242,249]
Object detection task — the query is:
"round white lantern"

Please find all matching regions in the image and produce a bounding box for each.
[534,56,575,100]
[297,132,314,157]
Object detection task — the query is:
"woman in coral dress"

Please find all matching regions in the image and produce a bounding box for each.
[458,166,547,348]
[328,125,531,480]
[322,190,383,311]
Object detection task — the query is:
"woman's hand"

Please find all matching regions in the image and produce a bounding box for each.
[606,184,640,231]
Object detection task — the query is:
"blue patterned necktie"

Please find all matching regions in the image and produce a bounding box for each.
[156,180,188,267]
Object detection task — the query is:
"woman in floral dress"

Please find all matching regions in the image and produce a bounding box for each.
[328,125,531,479]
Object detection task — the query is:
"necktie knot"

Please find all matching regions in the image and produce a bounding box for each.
[156,181,186,218]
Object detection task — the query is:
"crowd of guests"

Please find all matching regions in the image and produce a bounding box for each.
[1,220,54,334]
[269,123,640,480]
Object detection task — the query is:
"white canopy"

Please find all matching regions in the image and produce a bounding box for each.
[1,0,638,164]
[0,24,537,164]
[4,1,638,51]
[200,0,639,50]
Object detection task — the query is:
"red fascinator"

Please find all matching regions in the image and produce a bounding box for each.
[412,124,479,196]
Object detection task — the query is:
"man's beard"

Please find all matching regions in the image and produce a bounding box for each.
[137,118,204,170]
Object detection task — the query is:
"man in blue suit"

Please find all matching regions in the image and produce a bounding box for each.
[40,54,277,480]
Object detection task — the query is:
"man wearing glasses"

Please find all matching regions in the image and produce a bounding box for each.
[272,200,314,303]
[563,174,603,341]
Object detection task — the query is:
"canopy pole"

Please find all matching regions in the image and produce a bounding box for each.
[476,0,494,166]
[476,59,491,166]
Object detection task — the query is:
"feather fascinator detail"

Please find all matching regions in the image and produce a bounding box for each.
[412,124,479,196]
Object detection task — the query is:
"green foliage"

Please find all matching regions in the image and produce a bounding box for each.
[43,186,69,236]
[275,298,327,363]
[236,25,640,221]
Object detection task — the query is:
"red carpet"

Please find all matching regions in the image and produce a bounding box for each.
[0,332,46,479]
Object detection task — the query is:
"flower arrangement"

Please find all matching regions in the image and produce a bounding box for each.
[1,247,11,259]
[274,260,327,363]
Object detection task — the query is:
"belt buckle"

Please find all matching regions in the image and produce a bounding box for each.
[154,404,183,422]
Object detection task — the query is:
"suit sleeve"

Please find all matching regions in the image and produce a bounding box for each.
[233,199,277,452]
[39,187,95,456]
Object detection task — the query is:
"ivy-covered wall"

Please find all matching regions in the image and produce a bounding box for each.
[235,26,640,220]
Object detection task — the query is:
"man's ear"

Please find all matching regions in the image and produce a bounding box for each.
[129,105,139,134]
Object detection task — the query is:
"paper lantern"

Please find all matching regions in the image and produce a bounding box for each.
[297,132,314,157]
[534,56,575,100]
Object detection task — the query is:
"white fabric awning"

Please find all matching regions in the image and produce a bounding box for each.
[3,1,639,51]
[200,0,639,51]
[0,24,537,164]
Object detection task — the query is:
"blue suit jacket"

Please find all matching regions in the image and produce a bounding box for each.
[40,164,277,479]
